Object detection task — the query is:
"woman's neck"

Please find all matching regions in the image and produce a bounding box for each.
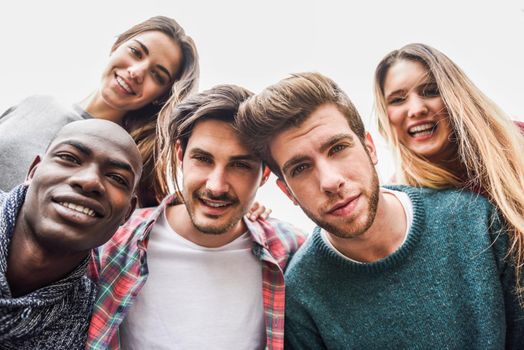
[78,91,126,125]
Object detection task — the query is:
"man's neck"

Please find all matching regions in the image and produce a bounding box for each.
[6,218,87,298]
[166,204,248,248]
[326,190,407,263]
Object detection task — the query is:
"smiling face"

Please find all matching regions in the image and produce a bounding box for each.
[22,120,142,253]
[176,119,265,237]
[270,104,380,239]
[99,30,182,115]
[383,59,457,164]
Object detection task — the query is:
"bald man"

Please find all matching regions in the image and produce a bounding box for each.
[0,119,142,349]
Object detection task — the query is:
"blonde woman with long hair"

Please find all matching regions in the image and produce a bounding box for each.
[374,42,524,299]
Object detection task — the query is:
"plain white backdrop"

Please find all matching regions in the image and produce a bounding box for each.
[1,0,523,232]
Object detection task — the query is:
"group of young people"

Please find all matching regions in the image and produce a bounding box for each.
[0,15,523,350]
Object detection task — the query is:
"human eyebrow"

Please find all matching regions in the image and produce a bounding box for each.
[133,39,173,81]
[229,154,260,163]
[133,39,149,55]
[319,134,354,153]
[53,140,92,156]
[282,155,310,177]
[108,159,134,174]
[189,148,214,160]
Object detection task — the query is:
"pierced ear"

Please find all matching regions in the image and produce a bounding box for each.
[122,196,138,225]
[364,132,378,165]
[25,155,42,185]
[259,166,271,187]
[276,178,298,206]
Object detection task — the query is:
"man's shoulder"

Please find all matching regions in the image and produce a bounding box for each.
[386,185,493,213]
[260,217,307,249]
[111,206,161,242]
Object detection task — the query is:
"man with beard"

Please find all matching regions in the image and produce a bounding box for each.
[236,72,524,349]
[0,119,142,349]
[87,85,305,350]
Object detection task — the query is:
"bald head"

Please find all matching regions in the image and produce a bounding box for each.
[21,119,144,253]
[48,119,143,189]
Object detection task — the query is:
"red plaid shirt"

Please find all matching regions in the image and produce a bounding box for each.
[86,194,306,350]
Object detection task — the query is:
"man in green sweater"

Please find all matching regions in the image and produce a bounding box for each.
[236,72,524,349]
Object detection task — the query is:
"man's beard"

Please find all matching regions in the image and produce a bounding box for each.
[184,188,244,235]
[301,169,380,239]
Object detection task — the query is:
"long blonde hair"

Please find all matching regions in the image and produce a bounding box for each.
[374,43,524,298]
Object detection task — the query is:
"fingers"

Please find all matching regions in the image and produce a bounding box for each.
[247,201,272,221]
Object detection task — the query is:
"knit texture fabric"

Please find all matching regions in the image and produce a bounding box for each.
[284,186,524,349]
[0,185,97,349]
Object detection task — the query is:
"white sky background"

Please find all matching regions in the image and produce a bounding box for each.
[1,0,523,233]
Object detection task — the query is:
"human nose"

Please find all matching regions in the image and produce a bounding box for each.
[318,160,344,194]
[206,168,229,195]
[70,165,105,195]
[407,95,428,118]
[128,62,146,84]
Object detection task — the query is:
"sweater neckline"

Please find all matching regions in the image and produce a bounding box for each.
[312,186,425,274]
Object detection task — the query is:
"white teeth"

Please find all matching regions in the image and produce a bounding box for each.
[409,123,434,133]
[202,199,230,208]
[59,202,96,217]
[116,76,134,94]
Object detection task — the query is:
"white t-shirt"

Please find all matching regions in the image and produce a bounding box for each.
[119,210,265,350]
[321,188,413,263]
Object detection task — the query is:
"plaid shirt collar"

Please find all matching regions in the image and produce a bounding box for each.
[87,194,305,350]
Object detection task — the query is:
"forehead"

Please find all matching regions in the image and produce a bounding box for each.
[384,60,431,93]
[186,119,255,157]
[270,104,354,164]
[126,31,182,76]
[49,132,141,171]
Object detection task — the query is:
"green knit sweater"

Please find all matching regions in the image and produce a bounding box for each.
[284,186,523,349]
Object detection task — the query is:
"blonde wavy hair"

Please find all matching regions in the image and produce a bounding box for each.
[374,43,524,299]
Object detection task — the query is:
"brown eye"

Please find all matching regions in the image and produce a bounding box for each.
[129,46,142,59]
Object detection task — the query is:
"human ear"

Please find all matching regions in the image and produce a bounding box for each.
[364,132,378,165]
[259,166,271,187]
[175,140,184,169]
[25,155,42,185]
[276,178,298,206]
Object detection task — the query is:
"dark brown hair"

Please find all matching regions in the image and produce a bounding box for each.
[164,84,254,193]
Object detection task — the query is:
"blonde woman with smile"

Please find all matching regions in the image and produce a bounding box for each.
[374,42,524,300]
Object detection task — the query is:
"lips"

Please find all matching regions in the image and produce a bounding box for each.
[115,74,136,95]
[327,194,360,216]
[53,195,105,218]
[408,122,437,138]
[59,202,96,217]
